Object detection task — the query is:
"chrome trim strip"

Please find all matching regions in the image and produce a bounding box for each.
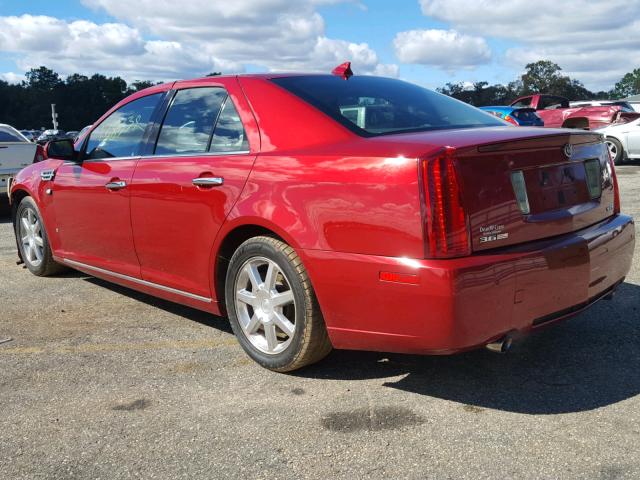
[63,150,251,165]
[62,258,212,303]
[142,150,250,160]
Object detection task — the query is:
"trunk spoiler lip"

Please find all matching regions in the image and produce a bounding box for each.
[473,131,603,154]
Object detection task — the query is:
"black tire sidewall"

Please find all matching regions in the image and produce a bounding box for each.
[225,239,309,371]
[15,196,54,276]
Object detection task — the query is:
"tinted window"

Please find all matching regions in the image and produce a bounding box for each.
[511,98,532,108]
[155,88,226,155]
[210,98,249,152]
[0,130,24,142]
[271,75,503,136]
[85,93,162,160]
[538,96,568,110]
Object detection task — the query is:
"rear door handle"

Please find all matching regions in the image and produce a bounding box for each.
[105,180,127,190]
[192,177,224,187]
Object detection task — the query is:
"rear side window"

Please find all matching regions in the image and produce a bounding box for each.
[210,97,250,153]
[271,75,503,136]
[155,88,227,155]
[85,93,162,160]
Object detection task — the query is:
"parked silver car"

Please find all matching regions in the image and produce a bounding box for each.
[596,118,640,164]
[0,124,41,197]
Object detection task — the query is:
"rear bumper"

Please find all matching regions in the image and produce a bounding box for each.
[301,214,635,354]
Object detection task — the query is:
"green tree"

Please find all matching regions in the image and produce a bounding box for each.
[25,66,61,90]
[519,60,593,100]
[129,80,156,92]
[611,68,640,98]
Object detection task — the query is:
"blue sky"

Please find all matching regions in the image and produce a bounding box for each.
[0,0,638,91]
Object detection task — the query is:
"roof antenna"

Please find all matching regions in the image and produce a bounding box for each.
[331,61,353,80]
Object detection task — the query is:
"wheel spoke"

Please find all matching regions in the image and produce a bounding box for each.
[21,234,30,245]
[264,262,277,290]
[271,290,294,307]
[246,263,262,290]
[21,217,30,233]
[244,314,261,334]
[237,289,258,307]
[34,236,44,247]
[273,312,295,337]
[33,245,43,262]
[23,243,31,260]
[27,209,35,225]
[264,323,278,352]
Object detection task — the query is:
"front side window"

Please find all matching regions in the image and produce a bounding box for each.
[84,93,162,160]
[271,75,504,136]
[155,88,227,155]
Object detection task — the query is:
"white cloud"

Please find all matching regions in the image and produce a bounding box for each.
[0,72,25,84]
[418,0,640,90]
[393,29,491,69]
[81,0,397,77]
[0,2,397,81]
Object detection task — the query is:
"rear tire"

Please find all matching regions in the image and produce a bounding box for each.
[225,236,332,372]
[15,196,66,276]
[605,137,625,165]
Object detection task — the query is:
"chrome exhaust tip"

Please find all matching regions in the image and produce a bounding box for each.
[486,335,513,354]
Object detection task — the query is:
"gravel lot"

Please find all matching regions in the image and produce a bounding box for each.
[1,165,639,480]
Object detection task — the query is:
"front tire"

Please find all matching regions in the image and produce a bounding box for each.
[15,196,65,276]
[605,137,625,165]
[225,236,332,372]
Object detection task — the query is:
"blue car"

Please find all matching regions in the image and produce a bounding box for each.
[480,106,544,127]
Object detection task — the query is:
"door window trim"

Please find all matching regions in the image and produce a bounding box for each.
[141,86,251,160]
[78,91,169,162]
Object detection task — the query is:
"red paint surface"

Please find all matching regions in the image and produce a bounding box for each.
[10,74,636,354]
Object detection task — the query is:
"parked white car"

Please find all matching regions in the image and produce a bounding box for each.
[596,118,640,164]
[570,100,636,112]
[0,124,39,197]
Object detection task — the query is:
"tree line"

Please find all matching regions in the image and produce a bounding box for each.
[438,60,640,107]
[1,61,639,130]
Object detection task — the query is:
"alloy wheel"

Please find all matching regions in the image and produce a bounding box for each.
[234,256,296,355]
[19,207,44,267]
[606,140,618,160]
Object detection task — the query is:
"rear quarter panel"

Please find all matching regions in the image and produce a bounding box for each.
[225,151,424,258]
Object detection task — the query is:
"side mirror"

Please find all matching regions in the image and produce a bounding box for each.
[44,139,77,162]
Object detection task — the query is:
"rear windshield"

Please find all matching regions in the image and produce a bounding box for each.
[271,75,503,136]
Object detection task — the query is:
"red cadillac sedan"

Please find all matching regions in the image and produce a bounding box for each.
[9,69,635,371]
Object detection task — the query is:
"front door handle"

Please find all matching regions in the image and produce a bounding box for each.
[192,177,224,187]
[105,180,127,190]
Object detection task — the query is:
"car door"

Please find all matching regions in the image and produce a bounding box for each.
[51,92,165,277]
[130,80,258,299]
[625,119,640,155]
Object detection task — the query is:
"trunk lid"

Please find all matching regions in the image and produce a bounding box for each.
[454,131,614,251]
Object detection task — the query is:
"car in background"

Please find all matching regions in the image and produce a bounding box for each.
[36,129,66,144]
[0,124,43,198]
[74,125,92,143]
[510,94,640,129]
[19,130,37,142]
[570,100,635,112]
[596,117,640,164]
[9,70,634,372]
[65,131,79,141]
[480,106,544,126]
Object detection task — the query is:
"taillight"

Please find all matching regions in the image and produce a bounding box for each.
[503,114,518,125]
[421,147,470,258]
